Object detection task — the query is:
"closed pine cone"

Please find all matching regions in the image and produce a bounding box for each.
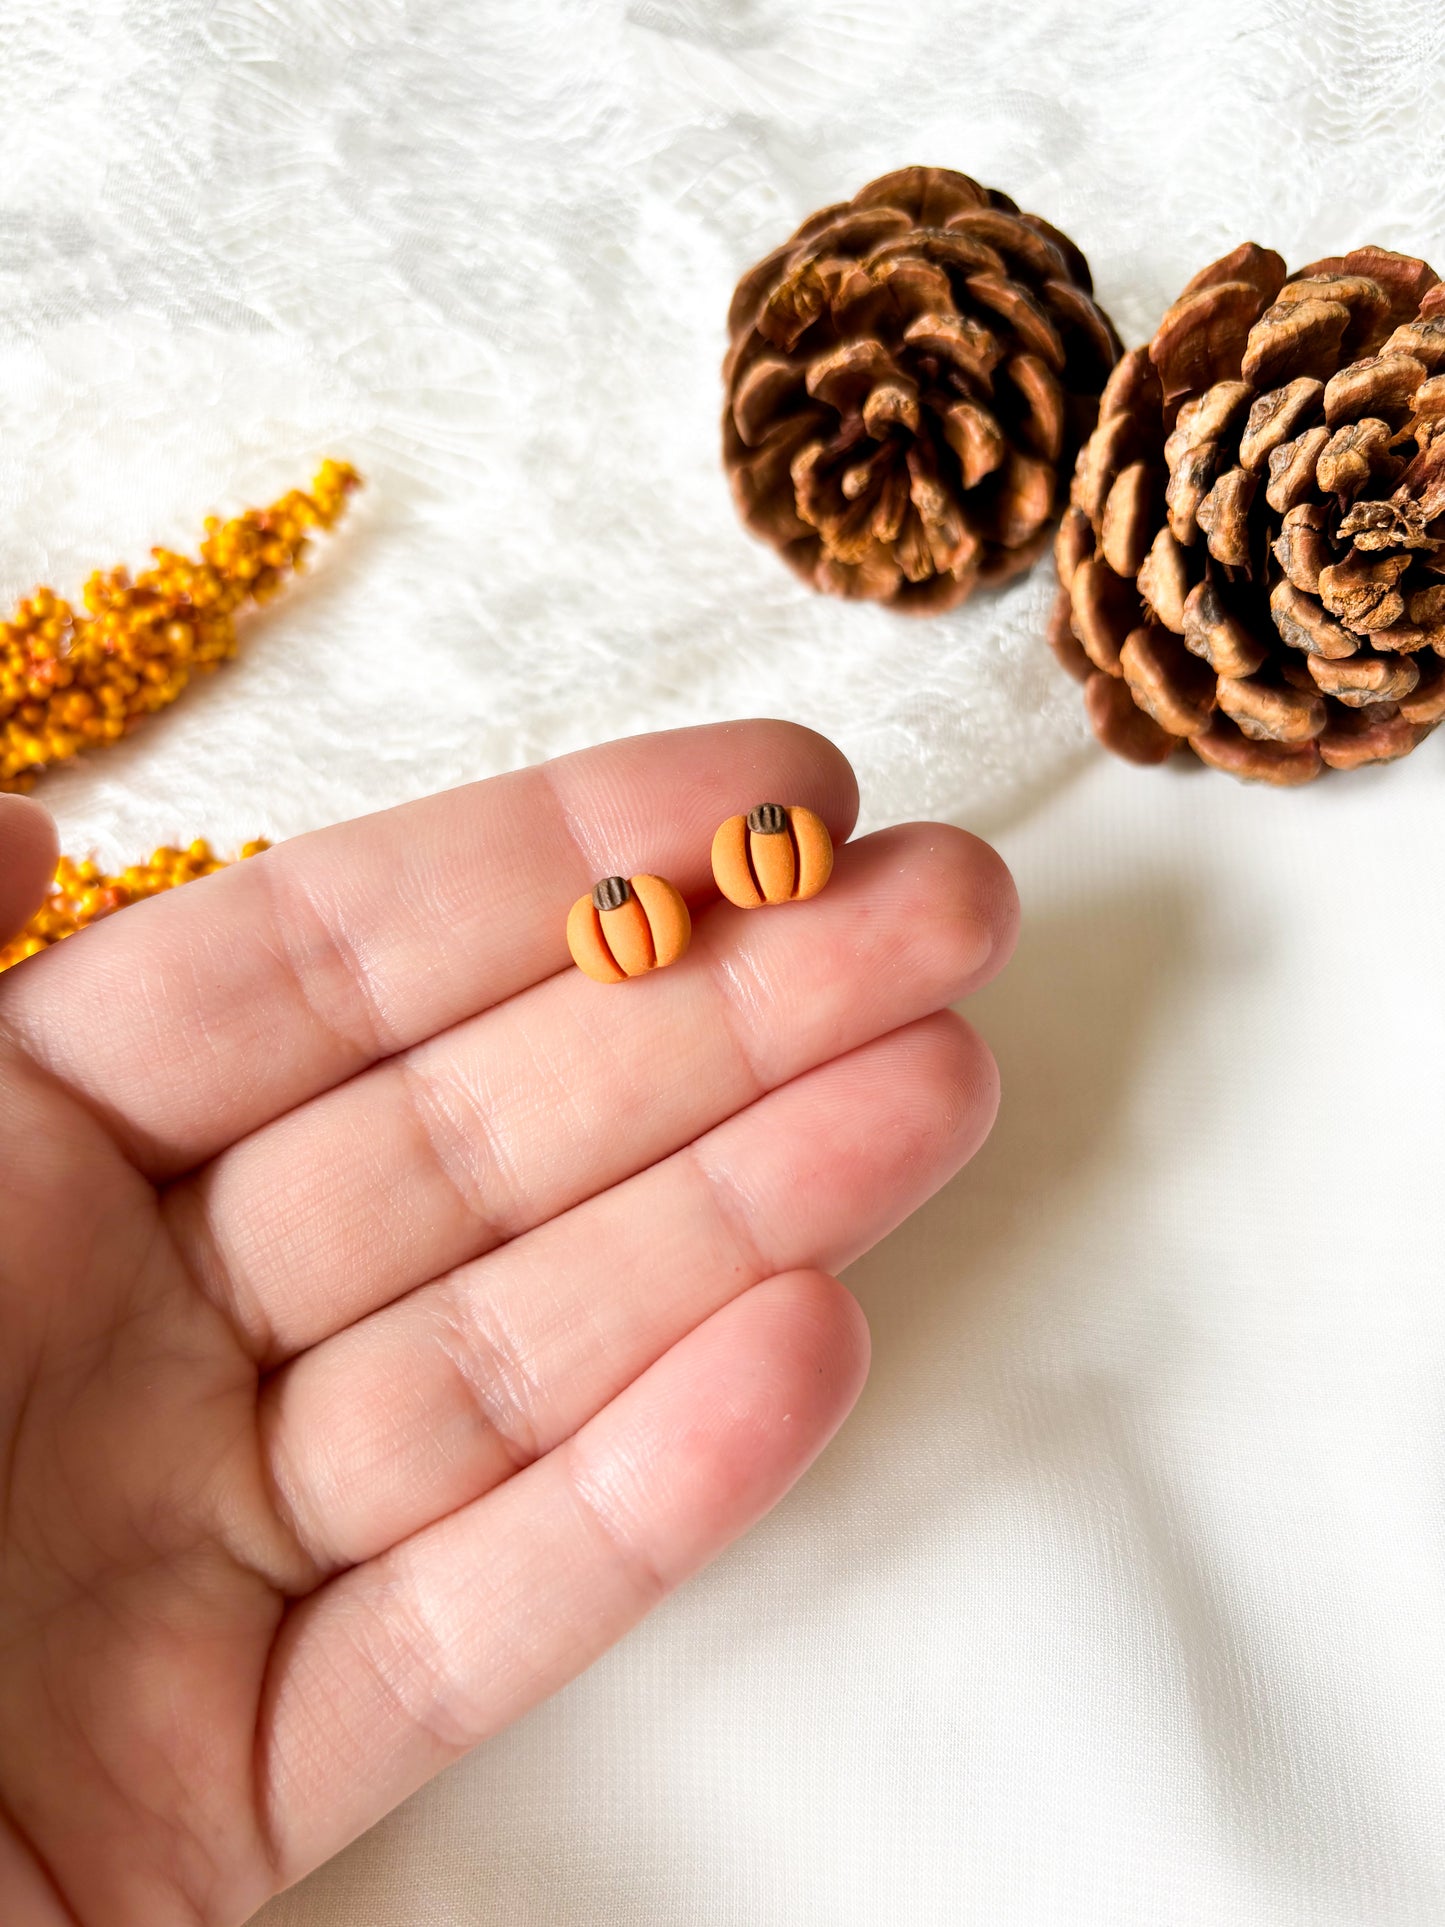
[723,167,1121,614]
[1052,241,1445,782]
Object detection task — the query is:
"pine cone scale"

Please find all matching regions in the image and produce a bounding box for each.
[1042,280,1121,384]
[1152,281,1273,403]
[1239,377,1322,470]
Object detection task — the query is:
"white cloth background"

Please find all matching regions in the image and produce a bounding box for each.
[6,1,1445,1920]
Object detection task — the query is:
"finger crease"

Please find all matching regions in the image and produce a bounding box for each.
[533,758,614,888]
[694,925,775,1104]
[163,1187,279,1364]
[688,1137,776,1286]
[351,1568,483,1757]
[253,856,400,1069]
[396,1056,518,1251]
[561,1440,670,1611]
[427,1285,544,1474]
[250,1415,334,1591]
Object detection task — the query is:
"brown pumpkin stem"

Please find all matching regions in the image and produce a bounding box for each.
[592,876,632,911]
[747,803,788,835]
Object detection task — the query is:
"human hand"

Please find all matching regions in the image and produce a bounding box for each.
[0,722,1016,1925]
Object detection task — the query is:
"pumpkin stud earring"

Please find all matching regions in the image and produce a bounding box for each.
[711,803,833,909]
[567,873,691,983]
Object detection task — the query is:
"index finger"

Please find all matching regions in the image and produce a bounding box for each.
[0,721,858,1176]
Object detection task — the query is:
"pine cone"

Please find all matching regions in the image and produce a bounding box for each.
[1052,242,1445,782]
[723,167,1121,614]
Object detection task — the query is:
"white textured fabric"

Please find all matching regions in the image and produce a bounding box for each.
[7,1,1445,1920]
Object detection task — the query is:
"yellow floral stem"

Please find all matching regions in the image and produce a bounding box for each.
[0,839,270,973]
[0,459,361,792]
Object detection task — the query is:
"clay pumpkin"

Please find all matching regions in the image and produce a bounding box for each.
[711,803,834,908]
[567,874,691,983]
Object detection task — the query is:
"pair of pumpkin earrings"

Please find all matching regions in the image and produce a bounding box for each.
[566,803,833,984]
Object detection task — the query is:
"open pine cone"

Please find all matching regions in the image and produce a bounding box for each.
[723,167,1121,614]
[1052,242,1445,782]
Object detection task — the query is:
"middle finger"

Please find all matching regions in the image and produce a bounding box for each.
[167,822,1015,1363]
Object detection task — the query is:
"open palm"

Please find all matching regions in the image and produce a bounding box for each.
[0,721,1016,1926]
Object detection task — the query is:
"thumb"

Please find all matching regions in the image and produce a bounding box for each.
[0,795,59,949]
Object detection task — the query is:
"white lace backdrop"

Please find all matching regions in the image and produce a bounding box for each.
[7,2,1445,1921]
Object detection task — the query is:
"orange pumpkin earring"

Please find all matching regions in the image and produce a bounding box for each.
[567,874,691,983]
[711,803,833,909]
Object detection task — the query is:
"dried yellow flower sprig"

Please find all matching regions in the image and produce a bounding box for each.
[0,838,269,972]
[0,459,361,791]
